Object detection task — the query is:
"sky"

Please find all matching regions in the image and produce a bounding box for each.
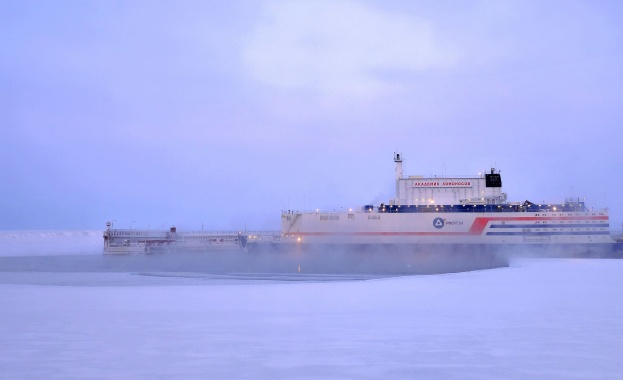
[1,0,622,231]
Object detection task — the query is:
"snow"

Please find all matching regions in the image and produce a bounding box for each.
[1,258,622,379]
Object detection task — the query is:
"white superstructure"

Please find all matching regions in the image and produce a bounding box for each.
[392,153,507,206]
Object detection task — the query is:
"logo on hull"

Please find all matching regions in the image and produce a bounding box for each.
[433,218,464,229]
[433,217,445,229]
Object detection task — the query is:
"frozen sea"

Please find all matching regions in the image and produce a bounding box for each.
[1,231,622,379]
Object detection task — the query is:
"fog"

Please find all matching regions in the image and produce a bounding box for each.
[0,230,102,257]
[0,229,507,275]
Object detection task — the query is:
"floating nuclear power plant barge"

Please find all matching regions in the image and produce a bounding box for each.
[104,154,623,257]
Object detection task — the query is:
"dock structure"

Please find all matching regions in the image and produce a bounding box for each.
[103,222,281,254]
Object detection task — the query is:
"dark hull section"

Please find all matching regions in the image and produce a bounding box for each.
[95,245,505,275]
[246,242,623,274]
[498,242,623,258]
[246,243,509,274]
[251,241,621,254]
[93,242,621,276]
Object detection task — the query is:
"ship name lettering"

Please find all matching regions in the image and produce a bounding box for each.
[445,220,464,226]
[413,181,471,187]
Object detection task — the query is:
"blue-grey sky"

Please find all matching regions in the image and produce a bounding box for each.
[1,0,622,231]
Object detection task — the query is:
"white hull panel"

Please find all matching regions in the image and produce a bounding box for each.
[282,210,613,247]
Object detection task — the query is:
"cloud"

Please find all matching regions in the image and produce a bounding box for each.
[242,0,457,100]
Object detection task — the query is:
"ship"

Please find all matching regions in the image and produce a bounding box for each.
[276,153,622,257]
[104,153,622,259]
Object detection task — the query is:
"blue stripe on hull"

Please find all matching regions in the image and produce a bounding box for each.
[487,231,611,236]
[489,224,609,229]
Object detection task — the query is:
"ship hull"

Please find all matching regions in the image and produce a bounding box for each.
[280,209,621,258]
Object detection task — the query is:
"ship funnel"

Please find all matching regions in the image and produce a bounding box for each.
[394,152,403,180]
[394,152,404,204]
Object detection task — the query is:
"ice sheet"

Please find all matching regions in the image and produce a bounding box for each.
[1,258,622,379]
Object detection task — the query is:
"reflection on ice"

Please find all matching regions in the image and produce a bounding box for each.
[0,271,393,287]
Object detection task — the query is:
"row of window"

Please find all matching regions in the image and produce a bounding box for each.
[534,213,605,217]
[319,215,340,221]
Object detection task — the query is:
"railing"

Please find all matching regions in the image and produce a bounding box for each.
[106,228,282,240]
[241,230,282,237]
[407,174,487,179]
[106,229,169,238]
[177,230,244,236]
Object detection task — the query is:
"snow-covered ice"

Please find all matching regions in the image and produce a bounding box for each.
[0,231,622,379]
[1,257,622,379]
